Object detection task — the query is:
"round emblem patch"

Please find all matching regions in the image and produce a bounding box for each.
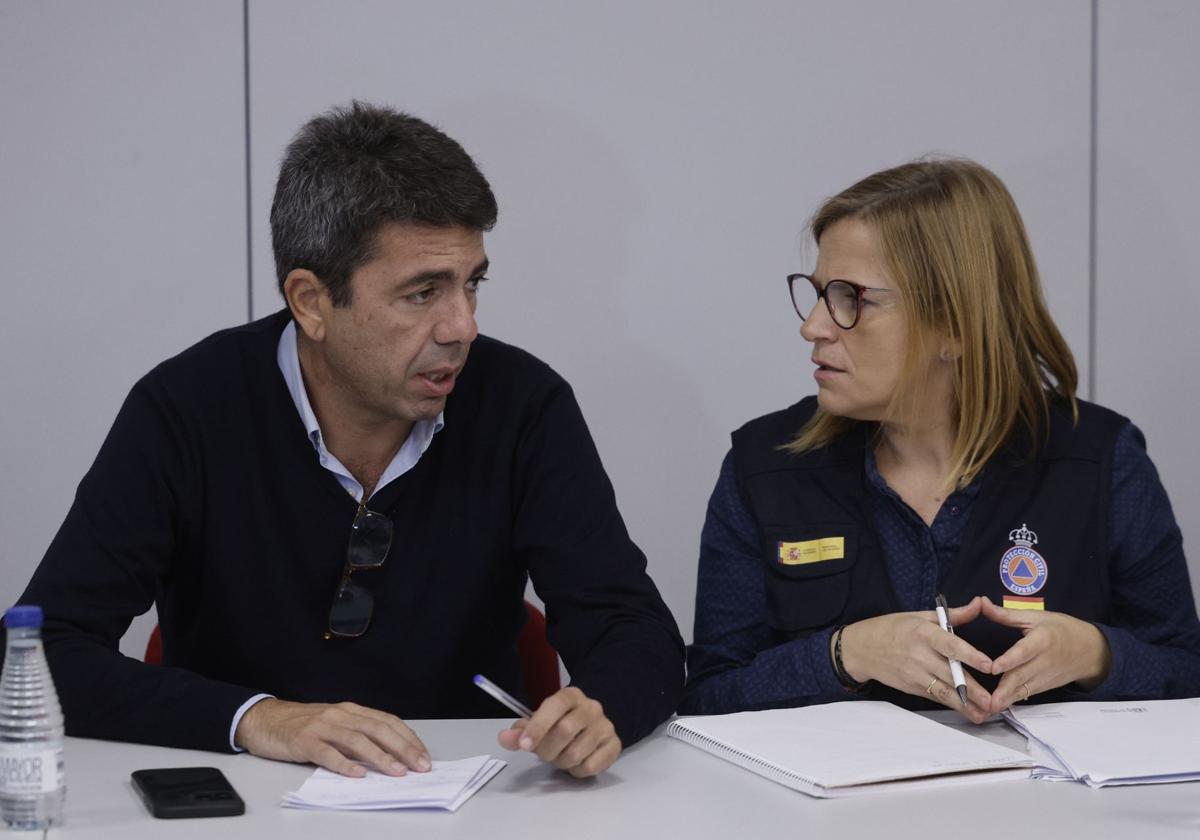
[999,546,1048,595]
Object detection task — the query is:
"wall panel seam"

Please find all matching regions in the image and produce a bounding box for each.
[1087,0,1099,400]
[244,0,254,323]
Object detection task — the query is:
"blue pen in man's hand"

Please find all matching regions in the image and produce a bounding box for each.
[473,674,534,719]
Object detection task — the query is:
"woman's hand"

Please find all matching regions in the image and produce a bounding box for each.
[982,597,1112,714]
[838,596,994,723]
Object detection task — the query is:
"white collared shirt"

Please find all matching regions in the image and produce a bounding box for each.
[276,319,444,502]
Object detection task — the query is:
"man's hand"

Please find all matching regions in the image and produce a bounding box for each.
[982,597,1112,714]
[838,596,995,724]
[234,698,432,778]
[496,686,621,778]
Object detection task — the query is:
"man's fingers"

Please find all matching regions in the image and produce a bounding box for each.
[233,698,434,774]
[328,708,430,772]
[535,702,594,763]
[310,742,367,778]
[551,702,615,771]
[342,703,431,759]
[297,705,429,772]
[552,720,606,771]
[519,688,580,751]
[567,736,621,779]
[496,719,527,752]
[308,705,430,772]
[509,687,620,778]
[328,729,409,776]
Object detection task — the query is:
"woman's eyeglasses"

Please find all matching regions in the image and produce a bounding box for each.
[787,273,894,330]
[325,503,393,639]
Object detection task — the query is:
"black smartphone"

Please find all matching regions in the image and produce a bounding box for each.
[130,767,245,819]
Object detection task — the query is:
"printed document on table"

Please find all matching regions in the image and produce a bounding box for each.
[282,755,506,812]
[1004,698,1200,788]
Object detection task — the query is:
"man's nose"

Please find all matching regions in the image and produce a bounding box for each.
[435,289,479,345]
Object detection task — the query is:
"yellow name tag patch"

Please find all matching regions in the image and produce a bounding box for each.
[778,538,844,565]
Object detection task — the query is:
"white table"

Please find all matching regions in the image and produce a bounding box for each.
[48,714,1200,839]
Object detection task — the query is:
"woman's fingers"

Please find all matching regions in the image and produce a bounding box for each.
[927,626,993,673]
[921,672,991,724]
[990,668,1038,713]
[980,596,1039,630]
[991,632,1041,675]
[844,611,997,718]
[947,595,984,626]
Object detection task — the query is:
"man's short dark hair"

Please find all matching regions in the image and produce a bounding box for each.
[270,101,498,306]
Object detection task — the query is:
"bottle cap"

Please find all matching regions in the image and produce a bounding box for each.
[4,605,44,629]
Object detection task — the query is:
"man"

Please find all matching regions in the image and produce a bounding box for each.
[17,102,684,779]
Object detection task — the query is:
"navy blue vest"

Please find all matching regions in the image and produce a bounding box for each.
[731,396,1127,708]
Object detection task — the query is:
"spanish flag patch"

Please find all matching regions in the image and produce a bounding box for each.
[1002,596,1045,611]
[778,537,844,565]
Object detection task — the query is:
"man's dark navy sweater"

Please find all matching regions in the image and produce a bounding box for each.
[18,311,684,752]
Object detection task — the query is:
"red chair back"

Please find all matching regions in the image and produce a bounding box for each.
[144,600,561,706]
[144,623,163,664]
[517,601,560,706]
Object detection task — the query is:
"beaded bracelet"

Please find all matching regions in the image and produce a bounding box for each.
[831,624,868,693]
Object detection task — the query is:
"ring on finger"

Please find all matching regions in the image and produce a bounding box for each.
[1019,682,1030,702]
[926,677,939,695]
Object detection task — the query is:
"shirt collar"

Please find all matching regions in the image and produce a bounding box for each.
[278,319,327,447]
[276,319,445,498]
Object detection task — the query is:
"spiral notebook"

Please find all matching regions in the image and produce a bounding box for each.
[668,701,1031,798]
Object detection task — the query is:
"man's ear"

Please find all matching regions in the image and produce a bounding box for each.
[283,269,329,342]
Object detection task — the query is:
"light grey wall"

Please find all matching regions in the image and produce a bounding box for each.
[0,1,247,654]
[247,0,1091,639]
[2,1,1196,661]
[1096,0,1200,605]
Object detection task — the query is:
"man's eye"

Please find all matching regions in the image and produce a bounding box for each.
[466,275,488,292]
[406,288,435,304]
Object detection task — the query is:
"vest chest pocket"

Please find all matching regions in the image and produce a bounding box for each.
[762,526,857,633]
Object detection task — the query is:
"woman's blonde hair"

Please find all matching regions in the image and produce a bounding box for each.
[786,158,1078,490]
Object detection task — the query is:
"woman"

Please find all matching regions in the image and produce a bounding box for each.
[682,159,1200,722]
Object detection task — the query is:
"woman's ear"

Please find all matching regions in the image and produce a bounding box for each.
[939,335,963,363]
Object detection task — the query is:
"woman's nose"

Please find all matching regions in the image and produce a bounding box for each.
[799,298,837,343]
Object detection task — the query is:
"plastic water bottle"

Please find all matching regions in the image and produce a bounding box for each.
[0,606,65,831]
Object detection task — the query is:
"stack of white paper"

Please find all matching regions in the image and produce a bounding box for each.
[669,702,1032,797]
[282,755,506,812]
[1004,699,1200,788]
